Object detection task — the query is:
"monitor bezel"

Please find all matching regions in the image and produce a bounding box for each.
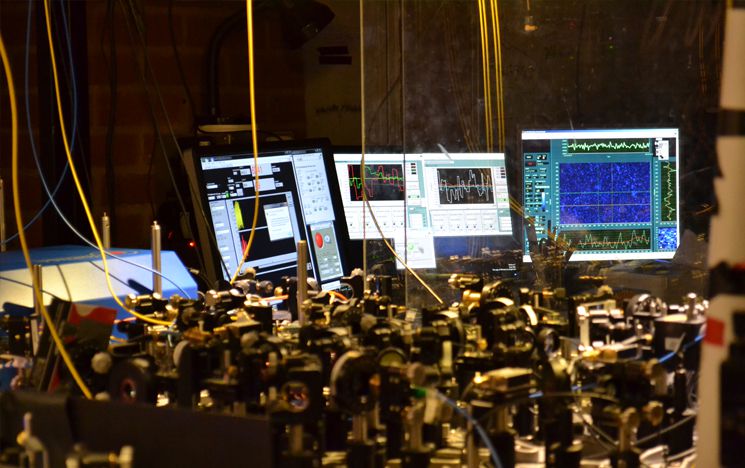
[191,138,351,286]
[519,127,681,262]
[331,149,521,269]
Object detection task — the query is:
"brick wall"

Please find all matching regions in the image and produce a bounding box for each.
[86,0,307,246]
[1,0,723,252]
[1,0,307,248]
[0,0,44,247]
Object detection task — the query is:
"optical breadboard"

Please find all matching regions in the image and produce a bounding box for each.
[521,128,680,261]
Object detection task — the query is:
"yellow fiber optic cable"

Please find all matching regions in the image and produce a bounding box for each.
[477,0,493,151]
[360,0,368,278]
[483,0,494,151]
[496,0,506,151]
[358,0,443,305]
[42,0,170,327]
[490,0,506,152]
[361,198,444,305]
[1,30,92,399]
[477,0,487,148]
[485,0,502,147]
[230,0,261,284]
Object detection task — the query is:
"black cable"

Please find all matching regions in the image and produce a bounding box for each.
[117,0,228,279]
[124,0,229,279]
[56,264,73,302]
[666,447,696,463]
[116,0,203,261]
[367,73,402,135]
[168,0,195,119]
[205,9,245,117]
[146,118,158,220]
[635,414,696,446]
[54,0,94,196]
[573,402,618,449]
[0,276,65,303]
[474,390,620,428]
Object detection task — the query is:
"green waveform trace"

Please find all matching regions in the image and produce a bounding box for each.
[661,162,677,222]
[566,139,650,154]
[348,168,405,189]
[559,229,651,251]
[347,164,405,201]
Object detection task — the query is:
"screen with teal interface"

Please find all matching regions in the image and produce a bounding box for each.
[521,128,680,261]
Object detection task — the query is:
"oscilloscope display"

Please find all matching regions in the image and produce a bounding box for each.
[521,129,680,261]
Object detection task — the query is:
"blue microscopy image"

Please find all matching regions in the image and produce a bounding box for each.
[612,162,650,192]
[658,227,677,250]
[559,162,651,224]
[613,191,649,205]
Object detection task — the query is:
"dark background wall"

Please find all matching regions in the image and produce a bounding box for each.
[393,0,722,236]
[0,0,724,254]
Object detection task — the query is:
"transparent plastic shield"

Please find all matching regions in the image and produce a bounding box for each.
[356,0,719,307]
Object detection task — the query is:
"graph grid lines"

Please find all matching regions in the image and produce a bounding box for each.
[347,164,405,201]
[558,162,651,225]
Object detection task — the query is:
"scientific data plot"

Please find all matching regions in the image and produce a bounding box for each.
[437,168,494,204]
[660,162,677,222]
[565,139,651,154]
[559,162,651,224]
[558,229,652,251]
[347,164,405,201]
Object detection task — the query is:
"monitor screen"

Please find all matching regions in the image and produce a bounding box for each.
[521,128,680,262]
[333,152,514,269]
[195,140,347,290]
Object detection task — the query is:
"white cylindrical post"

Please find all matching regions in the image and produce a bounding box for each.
[102,212,111,250]
[296,240,308,325]
[698,4,745,466]
[151,221,162,295]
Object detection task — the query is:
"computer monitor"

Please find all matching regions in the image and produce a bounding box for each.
[193,139,348,290]
[521,128,680,262]
[333,152,514,269]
